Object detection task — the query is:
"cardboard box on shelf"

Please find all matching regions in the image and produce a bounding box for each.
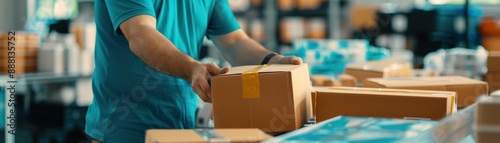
[314,87,456,122]
[277,0,295,11]
[279,17,305,43]
[296,0,322,10]
[487,51,500,72]
[145,128,272,143]
[0,33,39,75]
[482,36,500,51]
[485,72,500,94]
[305,18,327,39]
[475,96,500,143]
[350,5,379,30]
[211,64,311,133]
[344,60,412,84]
[364,76,488,107]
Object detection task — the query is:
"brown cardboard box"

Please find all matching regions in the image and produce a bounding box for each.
[315,87,456,122]
[364,76,488,107]
[145,129,272,143]
[338,74,357,87]
[309,86,331,118]
[485,72,500,94]
[412,69,438,77]
[212,64,311,133]
[310,75,339,86]
[482,36,500,51]
[475,96,500,143]
[487,51,500,72]
[296,0,322,10]
[345,60,412,84]
[278,0,295,11]
[350,5,379,30]
[279,18,305,43]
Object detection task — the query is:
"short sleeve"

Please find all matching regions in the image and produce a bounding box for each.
[105,0,156,35]
[206,0,241,36]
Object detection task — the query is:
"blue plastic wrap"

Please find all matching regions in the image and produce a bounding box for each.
[263,116,437,143]
[286,39,375,77]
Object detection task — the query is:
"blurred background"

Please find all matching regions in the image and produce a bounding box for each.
[0,0,500,143]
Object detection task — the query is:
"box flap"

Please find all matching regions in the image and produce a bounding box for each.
[366,76,486,87]
[223,64,306,75]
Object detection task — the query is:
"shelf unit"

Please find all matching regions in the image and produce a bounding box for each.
[229,0,344,52]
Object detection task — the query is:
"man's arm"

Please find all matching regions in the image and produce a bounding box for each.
[120,15,228,102]
[209,30,302,66]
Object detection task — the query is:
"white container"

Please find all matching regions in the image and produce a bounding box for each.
[38,42,64,73]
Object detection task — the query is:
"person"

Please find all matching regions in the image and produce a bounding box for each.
[85,0,302,143]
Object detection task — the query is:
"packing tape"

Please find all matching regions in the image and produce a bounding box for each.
[194,129,230,143]
[241,64,269,98]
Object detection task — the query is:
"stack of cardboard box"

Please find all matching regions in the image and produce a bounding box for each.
[0,33,39,75]
[486,51,500,93]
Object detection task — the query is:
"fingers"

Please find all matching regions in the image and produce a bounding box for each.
[220,66,230,74]
[207,63,230,75]
[290,57,303,65]
[192,77,212,102]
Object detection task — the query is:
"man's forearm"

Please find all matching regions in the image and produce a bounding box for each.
[127,25,198,80]
[219,37,282,66]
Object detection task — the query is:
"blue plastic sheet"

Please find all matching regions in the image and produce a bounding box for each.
[264,116,437,143]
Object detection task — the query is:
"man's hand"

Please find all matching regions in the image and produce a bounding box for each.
[268,55,303,65]
[190,63,230,102]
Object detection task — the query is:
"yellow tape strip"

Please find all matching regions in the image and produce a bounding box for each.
[242,64,269,98]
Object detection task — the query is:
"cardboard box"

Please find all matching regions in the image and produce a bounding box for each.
[345,60,412,84]
[364,76,489,107]
[212,64,311,133]
[309,86,331,118]
[338,74,357,87]
[475,96,500,143]
[310,75,339,86]
[310,74,357,87]
[350,5,379,30]
[482,36,500,51]
[485,72,500,94]
[315,87,456,122]
[487,51,500,72]
[145,129,272,143]
[412,69,438,77]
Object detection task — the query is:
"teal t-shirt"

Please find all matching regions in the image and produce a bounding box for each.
[85,0,240,142]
